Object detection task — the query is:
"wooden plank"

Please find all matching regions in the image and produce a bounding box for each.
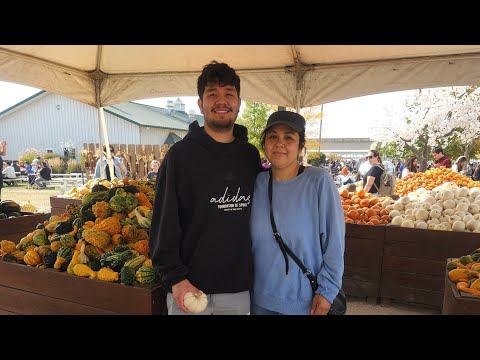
[128,144,136,178]
[0,286,119,315]
[344,264,371,281]
[153,145,160,161]
[381,269,444,292]
[383,255,445,276]
[343,278,379,298]
[1,231,30,243]
[385,226,480,260]
[0,308,18,315]
[0,261,165,315]
[0,213,45,237]
[380,284,443,308]
[345,237,382,254]
[345,223,385,240]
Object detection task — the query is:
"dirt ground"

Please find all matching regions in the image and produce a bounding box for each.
[1,183,62,212]
[346,296,440,315]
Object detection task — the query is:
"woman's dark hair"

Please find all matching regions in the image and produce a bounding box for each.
[405,156,418,173]
[197,61,240,100]
[369,149,383,166]
[260,128,306,153]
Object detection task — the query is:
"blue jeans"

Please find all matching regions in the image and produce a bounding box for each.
[250,303,286,315]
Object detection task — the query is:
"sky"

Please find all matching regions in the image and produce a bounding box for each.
[0,80,414,138]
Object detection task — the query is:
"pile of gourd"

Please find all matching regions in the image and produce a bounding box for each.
[447,249,480,297]
[0,182,159,286]
[385,182,480,232]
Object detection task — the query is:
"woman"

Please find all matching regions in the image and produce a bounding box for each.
[363,150,384,196]
[452,156,467,175]
[249,111,345,315]
[402,156,418,178]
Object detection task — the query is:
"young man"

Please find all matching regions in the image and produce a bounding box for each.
[432,147,452,168]
[149,61,261,315]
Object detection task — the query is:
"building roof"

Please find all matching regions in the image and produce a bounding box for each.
[105,102,202,130]
[0,91,204,130]
[164,132,183,145]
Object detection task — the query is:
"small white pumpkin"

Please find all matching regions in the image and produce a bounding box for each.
[184,291,208,314]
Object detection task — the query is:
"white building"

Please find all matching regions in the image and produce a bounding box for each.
[0,91,203,161]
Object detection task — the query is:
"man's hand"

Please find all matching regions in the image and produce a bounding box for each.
[310,293,332,315]
[172,279,203,313]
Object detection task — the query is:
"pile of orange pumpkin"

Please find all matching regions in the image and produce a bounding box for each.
[395,167,480,196]
[339,188,392,225]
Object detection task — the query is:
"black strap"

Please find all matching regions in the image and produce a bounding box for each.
[268,166,318,292]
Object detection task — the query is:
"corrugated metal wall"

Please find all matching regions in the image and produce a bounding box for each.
[0,93,185,161]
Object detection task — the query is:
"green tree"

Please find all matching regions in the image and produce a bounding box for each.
[237,101,274,154]
[307,151,326,166]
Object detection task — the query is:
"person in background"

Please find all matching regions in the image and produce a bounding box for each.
[402,156,418,178]
[2,161,16,179]
[12,160,21,173]
[452,156,467,175]
[147,160,160,182]
[149,61,261,315]
[115,151,128,177]
[250,111,345,315]
[34,161,52,189]
[363,150,384,196]
[31,156,41,174]
[0,139,5,199]
[93,145,123,181]
[432,147,452,168]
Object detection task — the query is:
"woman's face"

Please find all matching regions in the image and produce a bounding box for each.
[264,124,301,170]
[413,159,418,166]
[367,152,377,164]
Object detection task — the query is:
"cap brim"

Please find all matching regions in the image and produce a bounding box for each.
[265,120,303,133]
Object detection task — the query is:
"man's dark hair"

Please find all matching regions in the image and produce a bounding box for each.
[432,147,444,154]
[197,61,240,100]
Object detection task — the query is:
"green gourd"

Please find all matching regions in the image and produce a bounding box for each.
[120,266,136,285]
[135,266,158,284]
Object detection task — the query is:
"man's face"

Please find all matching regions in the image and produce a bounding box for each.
[432,152,442,161]
[197,83,240,130]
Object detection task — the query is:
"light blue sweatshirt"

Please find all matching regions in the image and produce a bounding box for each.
[250,166,345,315]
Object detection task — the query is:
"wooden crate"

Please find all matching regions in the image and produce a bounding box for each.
[0,212,46,242]
[381,226,480,308]
[343,223,385,300]
[0,261,166,315]
[442,260,480,314]
[50,196,83,217]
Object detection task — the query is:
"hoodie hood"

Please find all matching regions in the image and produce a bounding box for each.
[184,121,249,150]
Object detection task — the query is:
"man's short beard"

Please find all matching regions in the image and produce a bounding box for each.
[209,119,235,129]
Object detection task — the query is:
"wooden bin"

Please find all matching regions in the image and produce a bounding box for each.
[50,196,83,217]
[381,226,480,309]
[442,260,480,314]
[343,223,385,300]
[0,212,46,242]
[0,261,166,315]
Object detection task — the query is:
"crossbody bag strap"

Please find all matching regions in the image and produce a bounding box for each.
[268,168,318,292]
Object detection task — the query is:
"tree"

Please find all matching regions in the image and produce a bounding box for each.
[371,86,480,171]
[237,101,275,155]
[307,151,326,166]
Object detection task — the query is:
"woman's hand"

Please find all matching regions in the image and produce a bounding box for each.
[310,293,332,315]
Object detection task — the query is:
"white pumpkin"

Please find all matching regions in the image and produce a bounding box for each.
[184,292,208,314]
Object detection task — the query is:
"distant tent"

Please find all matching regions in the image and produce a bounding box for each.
[164,132,182,146]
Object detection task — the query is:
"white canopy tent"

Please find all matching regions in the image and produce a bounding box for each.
[1,45,480,177]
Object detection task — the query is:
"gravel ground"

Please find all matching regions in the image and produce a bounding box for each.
[346,296,440,315]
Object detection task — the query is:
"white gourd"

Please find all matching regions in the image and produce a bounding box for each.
[184,292,208,314]
[452,221,466,232]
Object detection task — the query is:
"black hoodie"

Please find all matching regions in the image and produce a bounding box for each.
[149,121,261,294]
